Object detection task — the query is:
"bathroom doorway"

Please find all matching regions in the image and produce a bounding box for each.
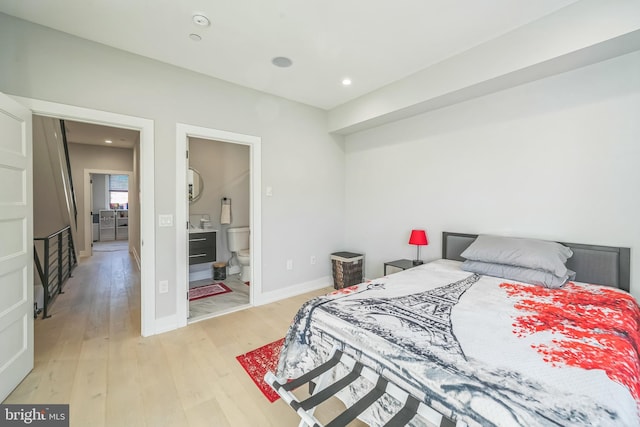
[176,123,261,328]
[187,136,251,322]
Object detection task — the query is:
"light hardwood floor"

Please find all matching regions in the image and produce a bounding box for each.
[4,246,366,426]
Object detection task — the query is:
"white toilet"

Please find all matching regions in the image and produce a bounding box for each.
[227,227,250,283]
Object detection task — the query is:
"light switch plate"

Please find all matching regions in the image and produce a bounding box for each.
[159,280,169,293]
[159,214,173,227]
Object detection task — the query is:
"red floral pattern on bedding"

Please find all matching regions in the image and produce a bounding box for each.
[329,285,359,296]
[501,282,640,407]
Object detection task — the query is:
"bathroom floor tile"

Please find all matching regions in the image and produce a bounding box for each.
[188,274,250,320]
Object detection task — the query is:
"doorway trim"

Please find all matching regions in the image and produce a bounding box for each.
[13,96,157,337]
[82,170,134,258]
[175,123,261,327]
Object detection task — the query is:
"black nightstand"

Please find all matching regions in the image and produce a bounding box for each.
[383,259,418,275]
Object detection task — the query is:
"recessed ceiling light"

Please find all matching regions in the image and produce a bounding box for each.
[192,14,210,27]
[342,78,352,86]
[189,33,202,41]
[105,140,113,144]
[272,57,293,68]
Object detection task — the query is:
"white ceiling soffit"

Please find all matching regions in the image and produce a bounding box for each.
[329,1,640,134]
[0,0,578,110]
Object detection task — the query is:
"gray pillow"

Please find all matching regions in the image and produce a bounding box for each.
[461,235,573,277]
[461,260,576,289]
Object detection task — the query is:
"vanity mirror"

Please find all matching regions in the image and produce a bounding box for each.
[188,168,204,203]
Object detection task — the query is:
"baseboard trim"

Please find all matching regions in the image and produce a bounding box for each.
[154,314,183,335]
[132,247,141,270]
[189,269,211,282]
[152,275,332,335]
[255,275,332,306]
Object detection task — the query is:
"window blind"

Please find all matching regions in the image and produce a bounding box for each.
[109,175,128,191]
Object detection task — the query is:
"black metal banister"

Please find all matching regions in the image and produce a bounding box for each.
[34,225,77,318]
[59,119,78,228]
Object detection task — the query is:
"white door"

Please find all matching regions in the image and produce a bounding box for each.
[0,93,33,401]
[185,144,190,320]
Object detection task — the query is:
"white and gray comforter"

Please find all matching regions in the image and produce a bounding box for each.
[277,260,640,427]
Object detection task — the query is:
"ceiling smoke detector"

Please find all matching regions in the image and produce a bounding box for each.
[272,57,293,68]
[189,33,202,41]
[192,14,210,27]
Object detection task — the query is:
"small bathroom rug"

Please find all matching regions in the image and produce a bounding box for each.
[188,283,232,301]
[236,338,285,402]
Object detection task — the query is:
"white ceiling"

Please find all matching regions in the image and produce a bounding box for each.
[63,120,138,149]
[0,0,578,110]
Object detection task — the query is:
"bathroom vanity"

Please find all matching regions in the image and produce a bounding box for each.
[188,229,216,265]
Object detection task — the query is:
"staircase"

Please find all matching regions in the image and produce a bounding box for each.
[32,116,79,317]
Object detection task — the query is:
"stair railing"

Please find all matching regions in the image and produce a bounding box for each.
[33,226,78,318]
[59,120,78,227]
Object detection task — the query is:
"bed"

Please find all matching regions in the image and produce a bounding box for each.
[276,232,639,426]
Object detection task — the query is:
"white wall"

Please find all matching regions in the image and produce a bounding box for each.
[130,140,141,265]
[344,51,640,299]
[92,174,107,212]
[32,116,68,238]
[0,13,345,318]
[67,143,134,252]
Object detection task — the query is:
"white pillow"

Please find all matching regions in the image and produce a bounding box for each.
[461,260,576,289]
[461,235,572,277]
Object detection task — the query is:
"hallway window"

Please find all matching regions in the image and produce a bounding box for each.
[109,174,128,209]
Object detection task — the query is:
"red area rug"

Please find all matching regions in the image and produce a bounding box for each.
[188,283,231,301]
[236,338,285,402]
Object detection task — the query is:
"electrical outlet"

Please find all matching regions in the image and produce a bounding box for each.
[286,259,293,270]
[159,280,169,293]
[310,256,316,265]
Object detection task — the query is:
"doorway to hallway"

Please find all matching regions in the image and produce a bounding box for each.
[17,96,156,337]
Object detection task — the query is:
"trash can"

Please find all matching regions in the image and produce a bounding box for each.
[212,262,227,281]
[330,252,364,289]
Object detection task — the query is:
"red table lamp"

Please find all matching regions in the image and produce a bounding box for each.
[409,229,428,265]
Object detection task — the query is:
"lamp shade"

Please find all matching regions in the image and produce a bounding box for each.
[409,229,428,246]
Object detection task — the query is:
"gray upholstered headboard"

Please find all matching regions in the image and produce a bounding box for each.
[442,232,631,292]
